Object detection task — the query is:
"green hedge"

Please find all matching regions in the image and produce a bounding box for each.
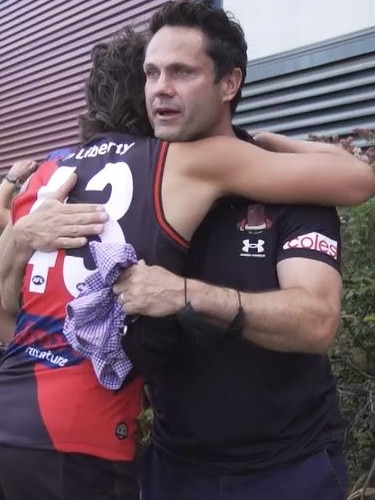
[311,130,375,492]
[333,199,375,490]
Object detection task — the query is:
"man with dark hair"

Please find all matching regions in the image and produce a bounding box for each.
[149,0,247,118]
[111,2,373,499]
[1,23,370,499]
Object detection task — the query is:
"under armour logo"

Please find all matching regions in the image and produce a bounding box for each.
[242,239,265,253]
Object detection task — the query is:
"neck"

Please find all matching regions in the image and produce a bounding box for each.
[206,115,236,139]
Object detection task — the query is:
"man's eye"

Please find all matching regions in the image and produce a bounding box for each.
[146,69,159,78]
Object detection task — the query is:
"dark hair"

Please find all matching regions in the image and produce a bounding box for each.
[79,28,153,141]
[149,0,247,115]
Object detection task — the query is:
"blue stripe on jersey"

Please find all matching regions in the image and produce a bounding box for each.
[5,311,84,368]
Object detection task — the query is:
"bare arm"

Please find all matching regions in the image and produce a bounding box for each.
[0,222,32,312]
[0,175,108,313]
[183,258,341,354]
[253,131,349,153]
[0,302,16,344]
[114,258,341,355]
[170,133,375,207]
[0,160,36,229]
[0,182,14,228]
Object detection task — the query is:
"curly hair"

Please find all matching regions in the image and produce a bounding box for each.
[79,27,153,141]
[149,1,247,116]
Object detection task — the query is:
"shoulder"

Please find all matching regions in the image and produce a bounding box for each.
[280,204,339,225]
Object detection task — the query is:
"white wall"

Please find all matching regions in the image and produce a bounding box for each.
[224,0,375,59]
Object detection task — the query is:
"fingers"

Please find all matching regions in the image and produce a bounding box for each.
[253,131,276,144]
[8,160,37,182]
[35,198,108,223]
[64,223,106,237]
[252,132,262,142]
[50,173,77,201]
[55,236,88,249]
[22,160,37,176]
[9,159,34,173]
[26,160,37,174]
[62,205,109,220]
[113,269,133,294]
[23,201,108,251]
[46,174,107,217]
[42,175,109,224]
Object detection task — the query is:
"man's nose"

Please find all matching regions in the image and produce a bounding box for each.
[153,73,175,97]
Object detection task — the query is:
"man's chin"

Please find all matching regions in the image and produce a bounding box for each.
[154,127,185,142]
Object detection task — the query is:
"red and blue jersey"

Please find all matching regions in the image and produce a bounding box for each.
[0,133,187,460]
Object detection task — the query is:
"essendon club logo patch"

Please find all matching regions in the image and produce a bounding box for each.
[283,232,338,260]
[237,204,272,233]
[115,422,128,440]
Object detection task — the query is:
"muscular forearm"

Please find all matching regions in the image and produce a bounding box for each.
[0,160,38,230]
[0,223,33,313]
[187,280,339,354]
[0,180,16,229]
[0,303,16,344]
[255,132,348,155]
[114,262,340,355]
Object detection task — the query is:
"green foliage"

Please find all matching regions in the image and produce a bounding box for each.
[312,130,375,490]
[136,406,153,448]
[334,199,375,487]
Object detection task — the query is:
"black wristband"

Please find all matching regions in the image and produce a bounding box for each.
[4,175,20,189]
[177,302,244,346]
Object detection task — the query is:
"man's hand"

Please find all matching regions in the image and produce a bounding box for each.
[113,261,184,317]
[13,174,108,252]
[7,159,37,183]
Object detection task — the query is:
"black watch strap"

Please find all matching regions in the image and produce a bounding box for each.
[177,302,244,346]
[4,175,21,189]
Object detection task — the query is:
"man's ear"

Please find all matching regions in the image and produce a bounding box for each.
[221,67,242,104]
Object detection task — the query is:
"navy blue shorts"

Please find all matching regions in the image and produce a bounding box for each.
[141,445,347,500]
[0,445,139,500]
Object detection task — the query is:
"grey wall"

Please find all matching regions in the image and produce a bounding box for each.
[234,27,375,139]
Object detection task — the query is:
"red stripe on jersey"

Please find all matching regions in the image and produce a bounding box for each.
[153,141,190,250]
[35,361,144,460]
[11,160,59,222]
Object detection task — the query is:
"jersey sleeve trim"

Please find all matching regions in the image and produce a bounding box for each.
[153,140,190,250]
[277,250,341,273]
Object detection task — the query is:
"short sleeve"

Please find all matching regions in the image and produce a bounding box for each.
[276,205,341,273]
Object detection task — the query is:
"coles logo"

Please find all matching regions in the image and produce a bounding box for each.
[283,232,338,260]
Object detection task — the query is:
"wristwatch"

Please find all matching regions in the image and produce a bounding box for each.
[3,174,21,189]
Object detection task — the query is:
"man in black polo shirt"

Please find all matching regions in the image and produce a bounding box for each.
[119,155,346,500]
[113,2,348,499]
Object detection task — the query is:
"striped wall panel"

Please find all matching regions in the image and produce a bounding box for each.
[234,27,375,139]
[0,0,168,175]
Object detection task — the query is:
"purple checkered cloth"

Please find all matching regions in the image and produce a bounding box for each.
[63,240,137,390]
